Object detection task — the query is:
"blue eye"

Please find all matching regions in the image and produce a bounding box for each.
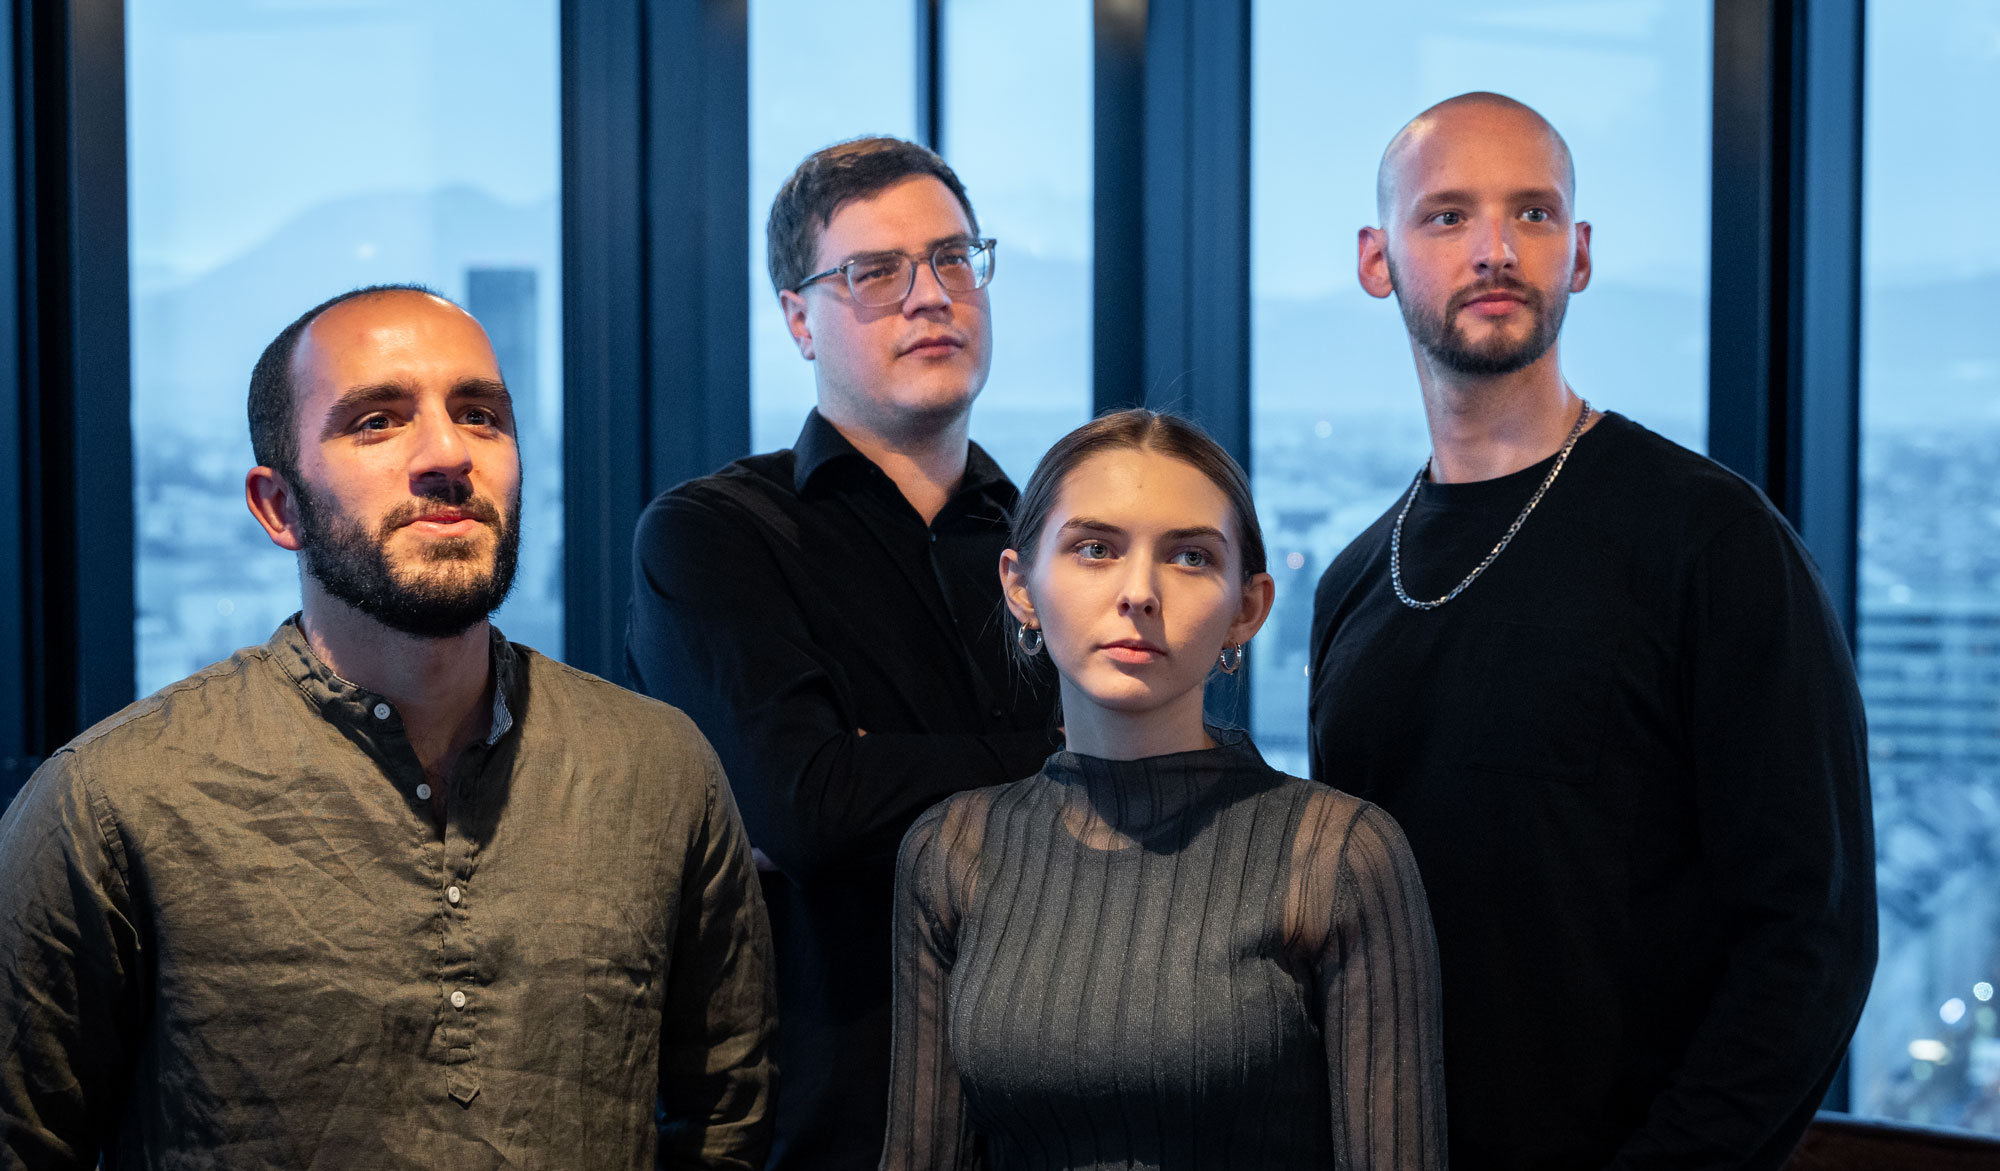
[1171,548,1212,568]
[1522,208,1551,223]
[1430,211,1462,227]
[1076,540,1111,560]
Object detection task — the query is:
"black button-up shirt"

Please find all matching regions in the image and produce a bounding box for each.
[0,619,776,1169]
[627,410,1061,1171]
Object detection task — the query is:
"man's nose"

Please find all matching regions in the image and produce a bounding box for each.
[901,257,953,314]
[1471,216,1519,275]
[409,409,474,483]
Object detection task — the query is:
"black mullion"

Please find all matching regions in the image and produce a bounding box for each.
[3,0,132,784]
[561,0,648,679]
[1092,0,1145,417]
[916,0,942,156]
[562,0,750,682]
[0,4,25,803]
[1709,0,1863,642]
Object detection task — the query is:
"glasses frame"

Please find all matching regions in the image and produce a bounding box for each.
[791,237,998,306]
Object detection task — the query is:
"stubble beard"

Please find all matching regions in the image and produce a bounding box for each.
[294,477,522,640]
[1389,254,1571,378]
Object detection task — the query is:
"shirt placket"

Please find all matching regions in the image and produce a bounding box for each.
[435,745,489,1107]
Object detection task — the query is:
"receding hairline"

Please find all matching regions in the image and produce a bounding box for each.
[1374,92,1576,224]
[300,286,465,339]
[291,287,478,368]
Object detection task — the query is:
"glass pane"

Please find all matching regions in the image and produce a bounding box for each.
[128,0,564,693]
[942,0,1092,485]
[749,0,918,454]
[1852,0,2000,1133]
[1246,2,1712,774]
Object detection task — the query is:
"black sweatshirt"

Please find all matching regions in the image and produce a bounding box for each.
[627,410,1061,1171]
[1309,411,1876,1171]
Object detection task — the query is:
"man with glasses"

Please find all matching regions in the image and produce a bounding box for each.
[1309,93,1875,1169]
[627,137,1060,1171]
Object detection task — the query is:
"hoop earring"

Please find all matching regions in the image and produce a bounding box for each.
[1217,643,1245,675]
[1016,624,1044,656]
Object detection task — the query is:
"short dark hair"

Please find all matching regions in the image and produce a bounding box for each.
[765,136,979,296]
[247,283,444,482]
[1007,409,1268,658]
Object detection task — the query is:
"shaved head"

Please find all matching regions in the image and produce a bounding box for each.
[1375,92,1575,225]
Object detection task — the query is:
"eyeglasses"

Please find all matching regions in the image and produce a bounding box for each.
[792,238,997,307]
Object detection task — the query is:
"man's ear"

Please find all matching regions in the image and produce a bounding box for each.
[779,289,816,360]
[1570,220,1593,293]
[1358,226,1394,299]
[245,466,305,552]
[998,548,1037,628]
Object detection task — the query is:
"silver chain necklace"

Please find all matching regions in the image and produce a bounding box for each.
[1389,397,1593,611]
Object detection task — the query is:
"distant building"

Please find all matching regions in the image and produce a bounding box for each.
[1860,600,2000,770]
[467,267,538,429]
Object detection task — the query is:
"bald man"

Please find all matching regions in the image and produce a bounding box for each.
[1308,94,1875,1170]
[0,286,776,1169]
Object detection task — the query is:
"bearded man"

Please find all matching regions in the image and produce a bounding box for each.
[1308,95,1876,1170]
[0,286,776,1170]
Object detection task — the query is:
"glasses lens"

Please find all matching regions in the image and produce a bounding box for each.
[847,254,915,306]
[932,241,994,293]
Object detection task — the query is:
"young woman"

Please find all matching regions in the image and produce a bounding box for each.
[880,410,1445,1170]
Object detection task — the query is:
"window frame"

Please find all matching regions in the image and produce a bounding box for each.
[0,0,1883,1120]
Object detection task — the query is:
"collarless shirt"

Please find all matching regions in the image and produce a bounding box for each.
[628,409,1061,1171]
[1308,413,1874,1171]
[0,618,777,1170]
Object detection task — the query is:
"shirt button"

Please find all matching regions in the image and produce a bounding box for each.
[450,990,467,1009]
[416,783,433,800]
[373,702,391,720]
[446,885,462,905]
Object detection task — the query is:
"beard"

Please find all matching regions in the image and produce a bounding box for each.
[1390,257,1571,377]
[294,478,521,639]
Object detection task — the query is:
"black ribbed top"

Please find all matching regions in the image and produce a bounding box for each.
[881,731,1445,1170]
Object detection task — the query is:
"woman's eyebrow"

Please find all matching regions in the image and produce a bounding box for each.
[1056,517,1125,538]
[1054,519,1227,544]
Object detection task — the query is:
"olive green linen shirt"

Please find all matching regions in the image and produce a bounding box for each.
[0,618,776,1170]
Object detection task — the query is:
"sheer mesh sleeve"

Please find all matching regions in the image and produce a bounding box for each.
[1292,795,1447,1170]
[880,796,988,1171]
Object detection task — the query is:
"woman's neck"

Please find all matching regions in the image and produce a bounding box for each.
[1058,681,1216,761]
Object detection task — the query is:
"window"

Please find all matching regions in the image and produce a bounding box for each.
[128,0,563,692]
[1246,2,1712,773]
[1851,0,2000,1132]
[748,0,917,454]
[941,0,1092,485]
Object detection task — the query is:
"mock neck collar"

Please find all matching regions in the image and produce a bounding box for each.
[1038,727,1280,851]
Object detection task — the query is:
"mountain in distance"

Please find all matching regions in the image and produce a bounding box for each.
[134,182,1997,452]
[133,184,557,441]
